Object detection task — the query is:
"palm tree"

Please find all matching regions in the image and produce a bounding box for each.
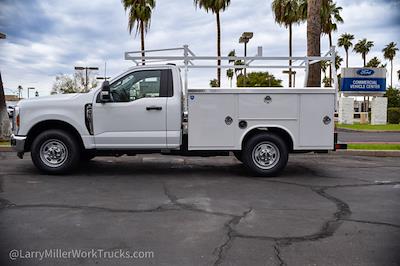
[0,32,10,140]
[321,1,343,86]
[321,2,343,48]
[226,69,234,87]
[272,0,305,87]
[337,33,354,68]
[335,54,343,70]
[366,56,381,68]
[194,0,231,87]
[353,39,374,67]
[122,0,156,65]
[228,50,244,78]
[320,60,328,79]
[382,42,399,88]
[306,0,322,87]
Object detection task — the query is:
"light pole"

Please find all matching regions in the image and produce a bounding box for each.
[17,85,23,99]
[96,61,110,82]
[239,32,253,86]
[74,66,99,91]
[282,70,296,87]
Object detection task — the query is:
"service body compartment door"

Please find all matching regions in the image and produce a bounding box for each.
[188,93,236,149]
[299,94,335,149]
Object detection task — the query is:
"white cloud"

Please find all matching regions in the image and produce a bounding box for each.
[0,0,399,97]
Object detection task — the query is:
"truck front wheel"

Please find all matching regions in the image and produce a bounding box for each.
[242,133,288,177]
[31,129,81,174]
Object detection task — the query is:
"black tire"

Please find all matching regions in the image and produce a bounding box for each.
[31,129,81,174]
[242,133,288,177]
[233,151,243,162]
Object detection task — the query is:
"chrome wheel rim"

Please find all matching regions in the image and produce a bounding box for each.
[252,142,280,170]
[39,139,68,168]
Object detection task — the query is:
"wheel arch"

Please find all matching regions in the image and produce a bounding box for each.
[240,126,294,152]
[25,120,84,152]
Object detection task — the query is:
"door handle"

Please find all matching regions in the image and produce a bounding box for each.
[146,106,162,111]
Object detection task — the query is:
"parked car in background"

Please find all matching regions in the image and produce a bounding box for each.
[7,105,15,118]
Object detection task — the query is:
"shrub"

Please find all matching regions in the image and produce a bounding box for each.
[387,107,400,124]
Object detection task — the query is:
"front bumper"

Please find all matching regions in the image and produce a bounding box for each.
[10,134,27,153]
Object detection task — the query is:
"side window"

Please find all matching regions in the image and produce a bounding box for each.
[110,70,162,102]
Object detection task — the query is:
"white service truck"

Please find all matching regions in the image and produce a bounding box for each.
[11,47,337,176]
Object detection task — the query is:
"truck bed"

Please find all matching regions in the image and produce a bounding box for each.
[187,88,335,151]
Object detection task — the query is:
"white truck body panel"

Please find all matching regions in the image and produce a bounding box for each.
[187,88,335,150]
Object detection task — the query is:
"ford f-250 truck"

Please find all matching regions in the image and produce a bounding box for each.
[11,45,337,176]
[11,64,335,176]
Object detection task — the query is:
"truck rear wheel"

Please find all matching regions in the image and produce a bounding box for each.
[31,129,81,174]
[242,133,288,177]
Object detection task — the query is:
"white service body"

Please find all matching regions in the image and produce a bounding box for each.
[188,88,335,150]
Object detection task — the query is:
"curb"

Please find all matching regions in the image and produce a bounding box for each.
[0,146,12,152]
[336,128,400,133]
[346,142,400,145]
[334,150,400,157]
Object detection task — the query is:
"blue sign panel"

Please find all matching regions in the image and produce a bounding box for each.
[341,77,386,92]
[341,68,386,93]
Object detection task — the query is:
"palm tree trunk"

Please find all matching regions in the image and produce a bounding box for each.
[363,54,366,67]
[216,12,221,87]
[140,21,145,66]
[0,71,11,140]
[390,59,393,88]
[306,0,322,87]
[289,23,293,88]
[328,32,332,86]
[345,49,349,68]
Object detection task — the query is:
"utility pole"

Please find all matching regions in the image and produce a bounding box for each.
[74,66,99,91]
[96,62,110,81]
[239,32,253,87]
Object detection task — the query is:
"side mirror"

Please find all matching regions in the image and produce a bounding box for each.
[100,81,111,102]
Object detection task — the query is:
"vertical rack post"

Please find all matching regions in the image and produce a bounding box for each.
[304,59,309,87]
[331,46,339,111]
[183,45,189,113]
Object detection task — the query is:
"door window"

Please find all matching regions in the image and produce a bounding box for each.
[110,70,162,102]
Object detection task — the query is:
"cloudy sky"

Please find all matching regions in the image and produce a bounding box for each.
[0,0,399,97]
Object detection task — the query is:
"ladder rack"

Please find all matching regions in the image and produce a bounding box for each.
[124,45,338,110]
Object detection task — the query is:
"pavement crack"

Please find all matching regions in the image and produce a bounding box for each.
[0,197,16,209]
[274,243,286,266]
[1,203,169,214]
[162,182,237,217]
[232,188,352,245]
[213,208,253,266]
[342,218,400,229]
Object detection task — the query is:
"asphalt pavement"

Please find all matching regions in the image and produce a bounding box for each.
[0,153,399,265]
[337,128,400,143]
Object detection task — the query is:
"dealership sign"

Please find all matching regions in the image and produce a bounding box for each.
[341,68,386,93]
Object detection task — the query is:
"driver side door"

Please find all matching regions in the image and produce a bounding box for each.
[92,70,167,149]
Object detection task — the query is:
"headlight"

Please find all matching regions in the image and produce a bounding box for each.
[12,106,20,134]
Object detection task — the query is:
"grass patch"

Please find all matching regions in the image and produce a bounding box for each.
[0,140,10,147]
[337,123,400,131]
[348,143,400,150]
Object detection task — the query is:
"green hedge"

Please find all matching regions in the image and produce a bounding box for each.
[388,108,400,124]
